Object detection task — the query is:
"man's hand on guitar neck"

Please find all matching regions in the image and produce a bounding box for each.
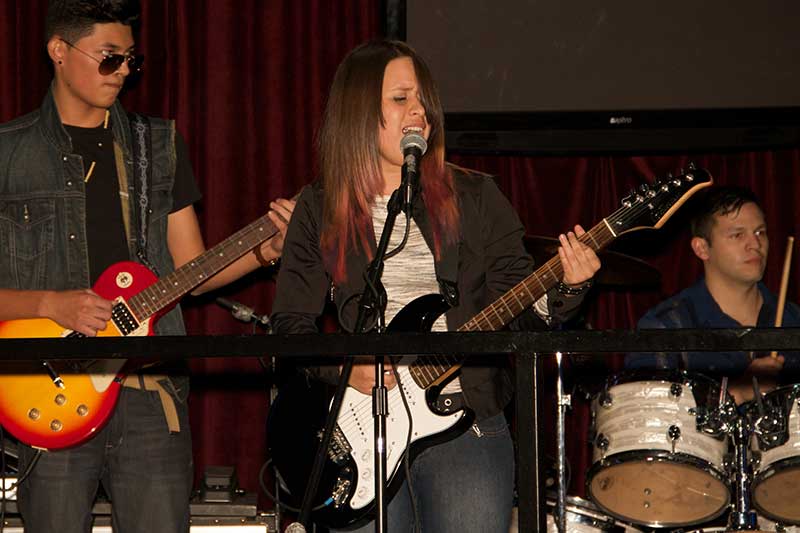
[40,289,113,336]
[347,357,397,394]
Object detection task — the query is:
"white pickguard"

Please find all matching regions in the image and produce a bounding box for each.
[337,355,464,510]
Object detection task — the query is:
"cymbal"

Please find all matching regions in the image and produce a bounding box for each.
[523,235,661,288]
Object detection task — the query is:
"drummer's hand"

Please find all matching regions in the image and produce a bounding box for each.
[346,357,397,394]
[728,354,785,404]
[558,225,601,286]
[749,354,785,377]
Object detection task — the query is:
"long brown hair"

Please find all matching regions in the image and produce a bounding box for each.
[319,40,459,282]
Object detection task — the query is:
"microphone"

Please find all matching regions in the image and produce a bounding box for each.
[399,132,428,209]
[284,523,306,533]
[215,297,271,329]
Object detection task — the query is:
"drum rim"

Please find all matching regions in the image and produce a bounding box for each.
[585,450,731,528]
[752,457,800,526]
[545,494,626,530]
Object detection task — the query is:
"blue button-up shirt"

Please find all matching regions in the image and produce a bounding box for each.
[626,278,800,378]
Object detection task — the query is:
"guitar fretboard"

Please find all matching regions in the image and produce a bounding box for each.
[408,220,617,390]
[127,214,278,320]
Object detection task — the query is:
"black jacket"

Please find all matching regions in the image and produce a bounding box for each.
[271,166,586,420]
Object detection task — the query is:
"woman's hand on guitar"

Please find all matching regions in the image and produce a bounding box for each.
[264,198,297,257]
[40,289,113,336]
[347,357,397,394]
[558,225,601,286]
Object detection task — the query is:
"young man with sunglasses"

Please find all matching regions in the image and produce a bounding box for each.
[0,1,294,532]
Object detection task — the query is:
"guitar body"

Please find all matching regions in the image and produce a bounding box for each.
[268,294,474,530]
[0,261,160,450]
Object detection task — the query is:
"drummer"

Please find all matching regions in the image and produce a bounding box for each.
[626,185,800,404]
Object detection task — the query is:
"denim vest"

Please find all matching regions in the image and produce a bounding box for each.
[0,86,187,339]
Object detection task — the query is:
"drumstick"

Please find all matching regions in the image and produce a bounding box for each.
[771,235,794,358]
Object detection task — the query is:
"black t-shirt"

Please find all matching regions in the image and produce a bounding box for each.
[65,121,201,285]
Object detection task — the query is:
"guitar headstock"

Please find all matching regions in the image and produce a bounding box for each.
[607,163,713,236]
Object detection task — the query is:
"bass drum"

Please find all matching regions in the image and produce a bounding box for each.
[750,385,800,525]
[586,372,731,528]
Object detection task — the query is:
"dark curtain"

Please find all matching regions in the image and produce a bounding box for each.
[4,0,800,507]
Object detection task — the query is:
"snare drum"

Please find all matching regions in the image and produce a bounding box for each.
[586,372,731,528]
[750,385,800,525]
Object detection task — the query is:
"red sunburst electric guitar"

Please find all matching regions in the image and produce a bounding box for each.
[0,212,281,450]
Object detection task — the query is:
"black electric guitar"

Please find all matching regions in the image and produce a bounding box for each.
[268,166,713,529]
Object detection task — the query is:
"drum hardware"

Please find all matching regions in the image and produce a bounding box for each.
[748,384,800,525]
[728,416,759,531]
[749,378,787,452]
[595,434,610,462]
[695,378,738,439]
[599,389,613,409]
[542,495,645,532]
[671,383,683,398]
[668,425,681,453]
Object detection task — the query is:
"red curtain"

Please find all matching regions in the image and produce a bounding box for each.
[4,0,800,507]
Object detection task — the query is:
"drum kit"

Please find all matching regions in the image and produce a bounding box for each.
[523,237,800,533]
[582,373,800,532]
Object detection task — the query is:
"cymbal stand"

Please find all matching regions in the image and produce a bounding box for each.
[555,351,569,533]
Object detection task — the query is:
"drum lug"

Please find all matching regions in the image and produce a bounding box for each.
[668,424,681,453]
[749,450,762,471]
[723,453,735,474]
[599,390,613,409]
[595,433,609,460]
[670,382,683,399]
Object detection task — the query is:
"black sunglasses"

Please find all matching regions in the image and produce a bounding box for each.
[60,38,144,75]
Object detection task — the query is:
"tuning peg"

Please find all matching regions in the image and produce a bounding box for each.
[677,167,685,176]
[688,161,697,170]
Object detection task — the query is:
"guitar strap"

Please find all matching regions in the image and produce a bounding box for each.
[117,113,181,433]
[127,112,155,272]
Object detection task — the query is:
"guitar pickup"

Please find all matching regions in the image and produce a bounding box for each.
[111,299,140,335]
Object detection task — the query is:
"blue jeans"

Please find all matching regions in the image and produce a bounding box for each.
[17,386,193,533]
[339,412,515,533]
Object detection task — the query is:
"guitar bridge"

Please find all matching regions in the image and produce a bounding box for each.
[111,300,140,335]
[318,426,352,465]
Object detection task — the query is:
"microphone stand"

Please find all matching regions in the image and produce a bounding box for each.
[293,169,413,533]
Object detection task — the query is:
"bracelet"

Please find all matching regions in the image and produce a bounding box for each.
[253,246,280,269]
[556,279,592,296]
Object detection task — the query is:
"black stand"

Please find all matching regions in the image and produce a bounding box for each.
[515,353,546,532]
[294,178,412,533]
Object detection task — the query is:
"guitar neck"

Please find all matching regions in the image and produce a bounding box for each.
[409,219,617,389]
[127,214,278,320]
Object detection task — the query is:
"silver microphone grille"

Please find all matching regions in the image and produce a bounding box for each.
[400,132,428,155]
